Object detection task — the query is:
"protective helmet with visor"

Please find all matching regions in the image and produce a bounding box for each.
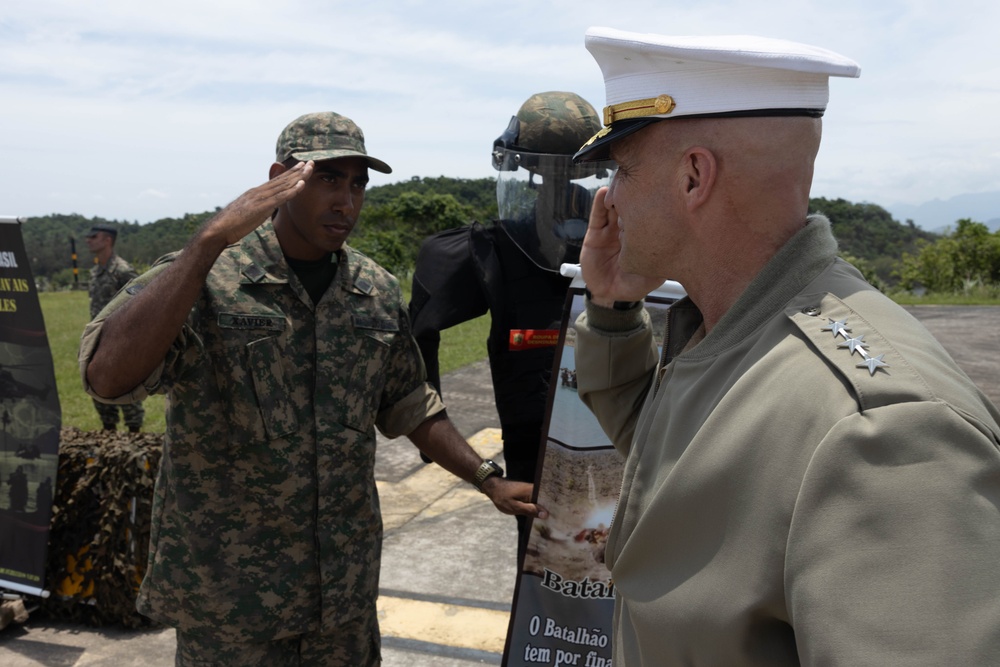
[492,91,615,272]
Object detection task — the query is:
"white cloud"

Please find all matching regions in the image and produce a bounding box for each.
[1,0,998,222]
[138,189,168,200]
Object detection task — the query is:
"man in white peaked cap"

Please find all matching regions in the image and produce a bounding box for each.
[572,27,1000,665]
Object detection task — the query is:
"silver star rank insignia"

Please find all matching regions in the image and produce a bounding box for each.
[857,353,890,376]
[821,318,851,339]
[838,335,869,357]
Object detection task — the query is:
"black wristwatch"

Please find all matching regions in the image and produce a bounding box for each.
[584,288,641,311]
[472,459,504,492]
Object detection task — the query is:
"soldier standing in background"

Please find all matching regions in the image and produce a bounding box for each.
[85,224,144,432]
[409,92,614,558]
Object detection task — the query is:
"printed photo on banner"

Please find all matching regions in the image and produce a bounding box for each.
[0,218,62,597]
[503,287,675,667]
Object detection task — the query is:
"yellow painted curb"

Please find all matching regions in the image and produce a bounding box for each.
[378,427,503,530]
[377,594,508,653]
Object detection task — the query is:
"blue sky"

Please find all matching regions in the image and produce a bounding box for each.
[2,0,998,224]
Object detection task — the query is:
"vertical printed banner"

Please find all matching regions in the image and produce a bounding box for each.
[0,217,62,597]
[503,282,680,667]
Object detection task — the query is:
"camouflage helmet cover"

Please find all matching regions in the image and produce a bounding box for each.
[493,92,614,272]
[275,112,392,174]
[507,91,603,155]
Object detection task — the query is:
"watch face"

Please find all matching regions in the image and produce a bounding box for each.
[474,460,504,489]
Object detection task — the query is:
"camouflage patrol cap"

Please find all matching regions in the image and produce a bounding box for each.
[513,91,603,155]
[275,112,392,173]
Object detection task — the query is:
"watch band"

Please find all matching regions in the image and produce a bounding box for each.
[472,459,504,492]
[584,288,641,311]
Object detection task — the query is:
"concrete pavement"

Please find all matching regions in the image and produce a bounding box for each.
[901,305,1000,407]
[1,305,998,665]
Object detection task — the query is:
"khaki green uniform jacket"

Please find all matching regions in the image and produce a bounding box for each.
[575,217,1000,666]
[80,221,443,642]
[89,253,138,318]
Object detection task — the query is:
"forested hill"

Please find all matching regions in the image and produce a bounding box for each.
[809,197,939,281]
[365,175,498,216]
[20,211,216,288]
[20,178,942,288]
[810,197,938,259]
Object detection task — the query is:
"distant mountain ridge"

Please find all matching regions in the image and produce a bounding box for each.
[887,191,1000,233]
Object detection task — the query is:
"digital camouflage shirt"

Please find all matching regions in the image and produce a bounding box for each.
[88,253,138,318]
[80,220,444,642]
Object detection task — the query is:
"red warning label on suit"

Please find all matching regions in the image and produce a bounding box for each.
[509,329,560,351]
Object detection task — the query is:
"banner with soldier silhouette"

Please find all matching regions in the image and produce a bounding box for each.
[0,217,61,597]
[503,274,683,667]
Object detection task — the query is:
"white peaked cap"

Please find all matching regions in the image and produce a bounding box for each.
[575,27,861,161]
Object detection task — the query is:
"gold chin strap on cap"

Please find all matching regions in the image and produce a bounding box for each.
[603,94,676,124]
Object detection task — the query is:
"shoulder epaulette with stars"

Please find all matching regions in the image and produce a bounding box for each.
[785,293,937,411]
[819,317,890,376]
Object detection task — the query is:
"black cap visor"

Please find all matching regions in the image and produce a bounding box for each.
[573,118,659,163]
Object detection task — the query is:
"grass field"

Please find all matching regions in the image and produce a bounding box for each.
[886,290,1000,306]
[39,291,167,432]
[38,289,490,433]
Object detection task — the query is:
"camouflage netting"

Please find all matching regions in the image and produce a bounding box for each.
[38,427,163,628]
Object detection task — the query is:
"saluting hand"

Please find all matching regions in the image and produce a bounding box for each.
[85,161,316,400]
[204,161,315,247]
[580,186,662,306]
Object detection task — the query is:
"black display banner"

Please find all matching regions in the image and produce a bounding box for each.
[0,217,62,597]
[503,273,683,666]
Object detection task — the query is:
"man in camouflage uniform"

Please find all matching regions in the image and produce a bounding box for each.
[85,224,144,432]
[80,111,547,667]
[410,92,613,558]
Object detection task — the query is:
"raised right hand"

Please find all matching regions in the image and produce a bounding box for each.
[580,187,662,306]
[85,161,315,399]
[203,160,314,247]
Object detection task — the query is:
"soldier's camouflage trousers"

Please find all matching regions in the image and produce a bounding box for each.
[174,606,380,667]
[92,399,145,431]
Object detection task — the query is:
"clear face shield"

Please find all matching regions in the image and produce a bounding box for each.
[493,147,614,272]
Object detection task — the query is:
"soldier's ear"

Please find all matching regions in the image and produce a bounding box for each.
[268,162,287,180]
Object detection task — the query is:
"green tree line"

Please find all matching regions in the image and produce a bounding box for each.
[897,218,1000,294]
[22,177,498,286]
[18,178,1000,298]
